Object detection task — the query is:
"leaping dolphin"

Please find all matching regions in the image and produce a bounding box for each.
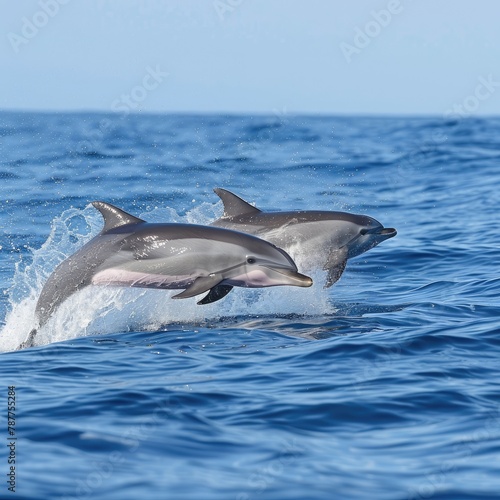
[19,201,312,348]
[210,188,396,288]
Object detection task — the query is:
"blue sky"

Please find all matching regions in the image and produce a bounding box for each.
[1,0,500,115]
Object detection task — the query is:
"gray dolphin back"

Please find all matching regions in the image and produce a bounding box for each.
[34,232,124,329]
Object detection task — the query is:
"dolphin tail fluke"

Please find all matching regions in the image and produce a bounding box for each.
[17,328,37,350]
[197,285,234,305]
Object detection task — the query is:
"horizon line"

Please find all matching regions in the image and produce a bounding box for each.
[1,108,499,120]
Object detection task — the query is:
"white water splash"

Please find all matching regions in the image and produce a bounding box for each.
[0,202,333,352]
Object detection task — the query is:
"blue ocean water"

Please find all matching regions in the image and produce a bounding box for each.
[0,111,499,500]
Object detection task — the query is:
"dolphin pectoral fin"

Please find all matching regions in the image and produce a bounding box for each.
[17,328,37,350]
[324,261,347,288]
[171,275,223,300]
[323,248,348,288]
[213,188,261,218]
[197,285,234,305]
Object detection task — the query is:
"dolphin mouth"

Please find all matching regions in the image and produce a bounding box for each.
[378,227,397,238]
[264,267,313,287]
[361,227,397,238]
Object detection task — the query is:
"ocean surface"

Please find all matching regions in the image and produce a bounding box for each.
[0,111,499,500]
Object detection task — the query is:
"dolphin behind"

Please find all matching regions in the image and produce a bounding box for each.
[210,188,397,288]
[19,202,312,348]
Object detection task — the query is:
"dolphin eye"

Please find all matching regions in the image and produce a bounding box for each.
[360,229,368,235]
[247,257,256,264]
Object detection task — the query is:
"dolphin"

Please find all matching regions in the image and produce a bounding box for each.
[210,188,396,288]
[19,201,312,348]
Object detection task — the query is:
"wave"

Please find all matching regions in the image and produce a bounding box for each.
[0,203,335,352]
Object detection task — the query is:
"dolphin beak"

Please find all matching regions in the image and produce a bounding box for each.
[265,267,313,287]
[378,227,397,239]
[363,227,397,239]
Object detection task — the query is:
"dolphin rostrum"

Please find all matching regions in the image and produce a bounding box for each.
[211,188,396,288]
[19,201,312,348]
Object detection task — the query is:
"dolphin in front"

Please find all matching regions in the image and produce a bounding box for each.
[19,201,312,348]
[210,188,397,288]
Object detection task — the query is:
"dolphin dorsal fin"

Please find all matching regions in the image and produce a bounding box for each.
[213,188,261,218]
[92,201,145,233]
